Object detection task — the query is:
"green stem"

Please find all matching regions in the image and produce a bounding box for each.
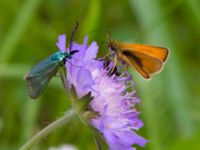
[19,109,75,150]
[94,134,102,150]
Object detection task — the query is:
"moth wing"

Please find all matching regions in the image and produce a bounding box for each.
[25,57,60,99]
[25,73,50,99]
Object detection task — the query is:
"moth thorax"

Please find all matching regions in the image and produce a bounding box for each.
[51,51,65,62]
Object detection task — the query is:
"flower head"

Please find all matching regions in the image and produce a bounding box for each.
[57,34,148,150]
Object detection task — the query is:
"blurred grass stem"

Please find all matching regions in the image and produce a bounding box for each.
[0,0,40,62]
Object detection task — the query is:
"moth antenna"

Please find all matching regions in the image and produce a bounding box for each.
[69,22,79,51]
[66,59,82,68]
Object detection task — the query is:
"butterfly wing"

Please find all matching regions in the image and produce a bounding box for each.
[119,50,164,79]
[119,43,169,62]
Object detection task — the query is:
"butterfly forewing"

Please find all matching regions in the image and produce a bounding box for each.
[119,43,169,62]
[119,49,164,79]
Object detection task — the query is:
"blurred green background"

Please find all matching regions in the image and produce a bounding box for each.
[0,0,200,149]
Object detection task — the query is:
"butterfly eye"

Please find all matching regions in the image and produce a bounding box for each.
[109,44,116,51]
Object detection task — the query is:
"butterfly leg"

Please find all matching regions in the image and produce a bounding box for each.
[109,55,117,74]
[124,63,129,71]
[102,51,111,59]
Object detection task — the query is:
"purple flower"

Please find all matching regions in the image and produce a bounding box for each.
[57,34,148,150]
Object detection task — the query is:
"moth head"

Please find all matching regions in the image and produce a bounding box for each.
[70,50,79,55]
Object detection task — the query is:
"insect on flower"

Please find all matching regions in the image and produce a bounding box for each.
[24,23,79,99]
[64,35,148,149]
[108,34,169,79]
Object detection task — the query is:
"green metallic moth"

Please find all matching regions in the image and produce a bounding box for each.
[24,22,79,99]
[24,50,78,99]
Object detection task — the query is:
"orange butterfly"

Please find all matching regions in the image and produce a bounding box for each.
[108,40,169,79]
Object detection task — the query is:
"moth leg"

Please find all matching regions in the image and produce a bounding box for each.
[59,70,68,90]
[61,66,67,78]
[55,66,66,78]
[65,59,81,68]
[55,74,61,78]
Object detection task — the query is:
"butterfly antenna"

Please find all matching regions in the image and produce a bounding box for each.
[107,32,111,41]
[86,28,108,35]
[80,28,110,41]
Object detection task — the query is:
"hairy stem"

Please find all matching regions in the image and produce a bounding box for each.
[19,109,75,150]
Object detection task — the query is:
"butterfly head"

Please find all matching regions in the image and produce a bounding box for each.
[108,40,118,53]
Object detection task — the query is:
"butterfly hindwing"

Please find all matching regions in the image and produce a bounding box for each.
[120,49,163,79]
